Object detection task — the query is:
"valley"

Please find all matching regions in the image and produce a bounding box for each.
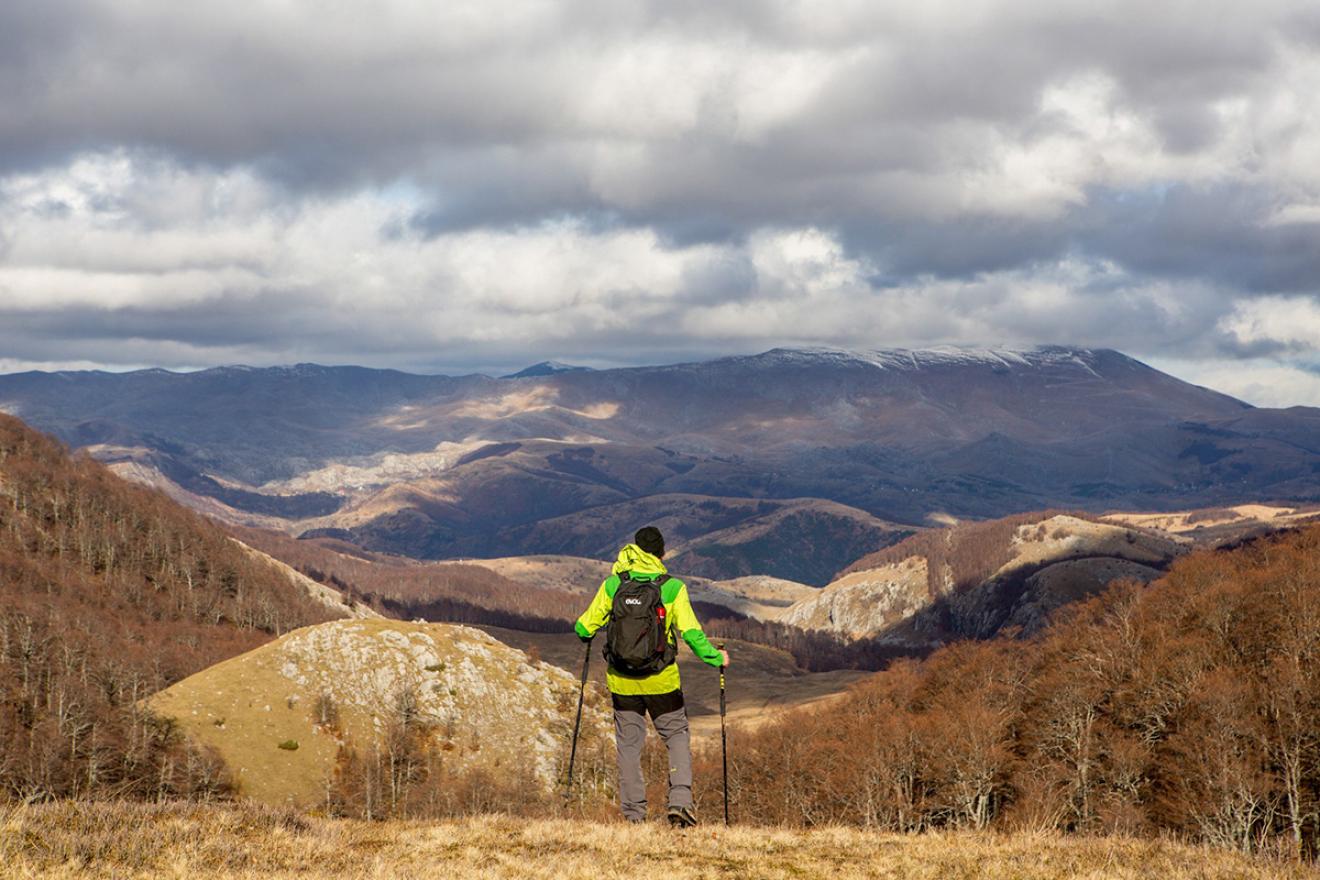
[476,627,869,737]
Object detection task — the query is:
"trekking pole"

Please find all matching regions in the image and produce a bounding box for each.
[564,637,591,798]
[719,642,729,826]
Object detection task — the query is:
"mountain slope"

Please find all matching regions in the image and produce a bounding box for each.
[735,522,1320,854]
[0,413,341,801]
[4,346,1319,576]
[781,511,1186,643]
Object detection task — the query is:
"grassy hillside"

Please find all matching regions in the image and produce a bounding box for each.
[3,802,1315,879]
[149,620,613,811]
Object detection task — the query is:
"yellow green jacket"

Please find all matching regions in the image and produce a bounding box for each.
[575,544,723,695]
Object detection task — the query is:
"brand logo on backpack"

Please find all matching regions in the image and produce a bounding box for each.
[603,571,677,677]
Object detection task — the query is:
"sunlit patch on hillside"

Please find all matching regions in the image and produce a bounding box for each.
[448,387,620,420]
[451,386,559,418]
[576,401,620,419]
[264,443,485,494]
[375,404,432,431]
[1104,504,1314,533]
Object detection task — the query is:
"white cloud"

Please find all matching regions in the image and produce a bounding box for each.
[1149,357,1320,408]
[1218,296,1320,352]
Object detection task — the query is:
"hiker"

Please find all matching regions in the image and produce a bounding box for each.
[574,526,728,827]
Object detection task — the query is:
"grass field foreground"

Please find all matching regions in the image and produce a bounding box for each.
[3,802,1319,879]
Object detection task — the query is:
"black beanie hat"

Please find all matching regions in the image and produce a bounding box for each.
[634,526,665,558]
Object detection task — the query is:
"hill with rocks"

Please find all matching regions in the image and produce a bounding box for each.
[149,619,612,810]
[5,346,1320,581]
[780,511,1188,644]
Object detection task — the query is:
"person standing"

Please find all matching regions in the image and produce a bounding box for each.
[574,526,728,826]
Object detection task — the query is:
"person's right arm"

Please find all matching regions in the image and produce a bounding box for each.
[574,577,613,641]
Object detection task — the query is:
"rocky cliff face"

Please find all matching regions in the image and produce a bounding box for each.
[779,558,930,638]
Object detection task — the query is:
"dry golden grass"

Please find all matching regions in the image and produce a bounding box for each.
[3,802,1317,880]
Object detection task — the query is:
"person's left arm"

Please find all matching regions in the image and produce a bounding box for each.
[670,582,725,667]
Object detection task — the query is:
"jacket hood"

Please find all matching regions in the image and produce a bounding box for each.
[612,543,668,577]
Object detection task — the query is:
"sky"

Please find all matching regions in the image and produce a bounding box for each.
[2,1,1320,406]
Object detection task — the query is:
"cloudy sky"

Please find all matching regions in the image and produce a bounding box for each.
[2,1,1320,405]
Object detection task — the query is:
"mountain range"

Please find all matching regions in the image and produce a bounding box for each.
[3,345,1319,583]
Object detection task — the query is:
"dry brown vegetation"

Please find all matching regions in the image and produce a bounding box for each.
[0,415,334,802]
[721,523,1320,859]
[4,801,1318,880]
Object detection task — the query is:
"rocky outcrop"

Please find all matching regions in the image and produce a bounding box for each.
[779,558,929,639]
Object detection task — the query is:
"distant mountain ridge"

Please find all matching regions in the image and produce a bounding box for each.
[2,345,1318,581]
[501,360,593,378]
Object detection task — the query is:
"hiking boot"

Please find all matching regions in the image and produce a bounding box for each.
[666,805,697,828]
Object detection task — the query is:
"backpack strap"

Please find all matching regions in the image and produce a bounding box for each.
[619,571,667,587]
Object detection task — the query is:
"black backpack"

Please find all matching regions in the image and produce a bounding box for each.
[603,571,676,676]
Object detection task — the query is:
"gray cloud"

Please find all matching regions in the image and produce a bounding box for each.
[1,1,1320,402]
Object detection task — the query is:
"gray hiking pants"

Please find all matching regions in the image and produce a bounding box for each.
[612,689,692,820]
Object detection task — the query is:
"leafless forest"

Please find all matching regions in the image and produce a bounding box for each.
[0,415,332,801]
[720,523,1320,858]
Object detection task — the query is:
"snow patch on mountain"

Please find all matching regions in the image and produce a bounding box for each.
[744,345,1114,373]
